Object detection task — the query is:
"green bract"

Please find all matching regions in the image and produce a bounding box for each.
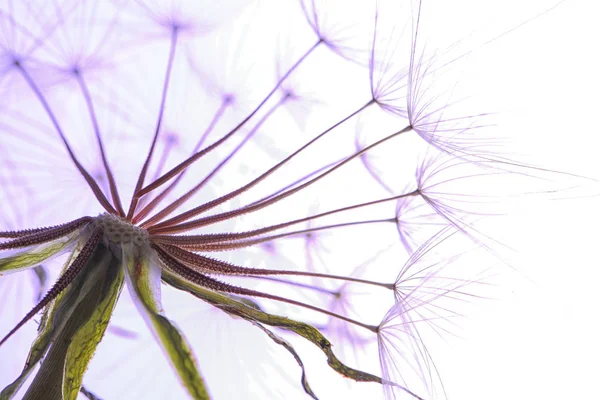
[0,233,79,275]
[121,243,210,399]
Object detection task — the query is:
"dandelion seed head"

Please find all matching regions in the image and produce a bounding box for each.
[94,213,149,247]
[0,1,586,399]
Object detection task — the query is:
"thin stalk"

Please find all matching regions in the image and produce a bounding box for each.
[139,97,287,228]
[155,245,378,333]
[75,71,125,216]
[157,243,395,290]
[0,217,92,250]
[247,158,344,207]
[246,276,340,295]
[163,218,396,252]
[149,123,410,234]
[126,28,179,219]
[148,100,375,232]
[132,99,231,224]
[0,217,91,238]
[134,40,323,198]
[15,63,116,214]
[150,189,417,242]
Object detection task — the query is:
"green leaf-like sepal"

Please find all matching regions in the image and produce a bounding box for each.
[0,246,81,400]
[0,232,79,275]
[1,242,123,400]
[62,262,124,400]
[122,244,210,400]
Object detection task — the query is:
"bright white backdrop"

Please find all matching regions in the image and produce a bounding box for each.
[416,0,600,399]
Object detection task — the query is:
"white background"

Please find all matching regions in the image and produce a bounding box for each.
[417,0,600,399]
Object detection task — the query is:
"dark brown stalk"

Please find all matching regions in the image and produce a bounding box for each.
[0,217,91,238]
[149,125,412,234]
[138,97,287,228]
[147,101,375,233]
[135,40,323,199]
[159,219,395,252]
[75,71,125,216]
[0,227,103,347]
[131,99,230,224]
[0,217,93,250]
[246,158,345,207]
[151,191,417,242]
[126,28,179,219]
[157,243,394,290]
[154,245,378,332]
[247,276,340,295]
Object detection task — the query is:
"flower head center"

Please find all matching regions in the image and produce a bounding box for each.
[94,213,149,246]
